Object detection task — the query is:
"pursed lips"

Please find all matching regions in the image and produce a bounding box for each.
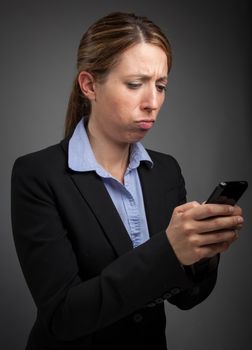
[136,120,155,130]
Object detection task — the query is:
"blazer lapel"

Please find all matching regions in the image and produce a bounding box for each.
[60,138,133,256]
[138,162,168,236]
[70,171,133,256]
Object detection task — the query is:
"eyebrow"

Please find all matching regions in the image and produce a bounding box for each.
[124,74,168,83]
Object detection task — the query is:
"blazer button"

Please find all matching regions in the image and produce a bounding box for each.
[133,313,143,323]
[171,287,181,295]
[163,292,172,299]
[146,302,156,308]
[154,298,164,304]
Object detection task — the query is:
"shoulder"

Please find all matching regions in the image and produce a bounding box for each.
[146,148,183,173]
[12,139,68,179]
[140,148,185,191]
[139,149,186,203]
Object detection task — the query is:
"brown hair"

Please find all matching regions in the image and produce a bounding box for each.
[64,12,172,137]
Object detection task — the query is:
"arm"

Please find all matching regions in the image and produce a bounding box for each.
[142,156,221,310]
[154,155,242,310]
[165,199,243,309]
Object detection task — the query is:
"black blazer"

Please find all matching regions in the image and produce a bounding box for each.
[11,138,219,350]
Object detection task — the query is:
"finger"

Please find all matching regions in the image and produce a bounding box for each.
[235,223,243,230]
[234,229,240,239]
[193,203,235,220]
[232,205,242,216]
[197,240,235,259]
[174,201,200,214]
[196,230,238,246]
[199,203,242,218]
[197,215,243,233]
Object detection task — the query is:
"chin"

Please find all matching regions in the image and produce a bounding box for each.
[133,129,149,140]
[117,129,149,145]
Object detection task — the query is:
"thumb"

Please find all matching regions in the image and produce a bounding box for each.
[176,201,200,213]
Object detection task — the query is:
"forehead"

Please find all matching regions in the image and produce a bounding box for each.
[110,43,168,77]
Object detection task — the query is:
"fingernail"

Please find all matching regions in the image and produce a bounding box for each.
[237,217,244,223]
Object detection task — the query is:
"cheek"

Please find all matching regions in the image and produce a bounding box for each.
[158,94,166,110]
[110,94,138,116]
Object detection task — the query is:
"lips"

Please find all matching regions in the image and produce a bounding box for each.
[136,120,155,130]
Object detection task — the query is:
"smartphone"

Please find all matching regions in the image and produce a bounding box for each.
[205,181,248,206]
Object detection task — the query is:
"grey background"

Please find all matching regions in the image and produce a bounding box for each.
[1,0,251,349]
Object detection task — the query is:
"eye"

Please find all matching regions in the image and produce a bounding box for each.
[156,84,167,93]
[126,82,142,89]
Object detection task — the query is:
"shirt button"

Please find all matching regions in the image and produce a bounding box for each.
[133,313,143,323]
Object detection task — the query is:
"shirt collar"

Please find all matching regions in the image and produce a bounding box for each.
[68,118,153,176]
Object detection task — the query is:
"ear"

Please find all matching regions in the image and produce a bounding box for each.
[78,71,96,100]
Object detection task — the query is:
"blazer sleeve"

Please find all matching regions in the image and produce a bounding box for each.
[161,155,220,310]
[160,154,220,309]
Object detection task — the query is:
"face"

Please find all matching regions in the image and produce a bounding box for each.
[89,42,168,145]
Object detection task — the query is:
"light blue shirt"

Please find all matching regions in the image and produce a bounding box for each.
[68,119,153,248]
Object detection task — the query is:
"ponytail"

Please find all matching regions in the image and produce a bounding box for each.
[64,76,91,138]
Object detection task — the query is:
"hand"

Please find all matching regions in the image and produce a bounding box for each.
[166,201,243,266]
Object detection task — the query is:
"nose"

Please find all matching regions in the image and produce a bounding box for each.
[141,86,159,113]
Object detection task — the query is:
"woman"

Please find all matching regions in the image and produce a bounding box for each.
[11,12,243,350]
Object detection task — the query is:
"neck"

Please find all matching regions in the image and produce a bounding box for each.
[87,123,130,183]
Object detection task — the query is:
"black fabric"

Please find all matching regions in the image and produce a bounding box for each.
[11,138,219,349]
